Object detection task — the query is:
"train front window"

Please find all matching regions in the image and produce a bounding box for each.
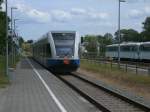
[52,33,75,57]
[55,47,73,57]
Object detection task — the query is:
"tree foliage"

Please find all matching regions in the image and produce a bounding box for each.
[0,1,6,54]
[103,33,113,44]
[0,0,3,9]
[18,37,24,47]
[140,17,150,41]
[114,17,150,42]
[143,17,150,32]
[82,34,113,54]
[0,1,10,54]
[114,29,140,42]
[83,35,98,52]
[27,40,33,44]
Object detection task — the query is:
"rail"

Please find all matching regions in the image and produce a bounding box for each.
[56,73,150,112]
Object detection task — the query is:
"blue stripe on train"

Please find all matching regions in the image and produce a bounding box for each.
[47,59,80,66]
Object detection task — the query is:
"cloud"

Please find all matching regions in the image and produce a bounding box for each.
[71,8,86,15]
[16,3,51,23]
[49,8,109,23]
[128,6,150,19]
[27,9,50,23]
[8,0,109,25]
[88,12,109,20]
[51,10,72,22]
[144,6,150,14]
[128,9,143,18]
[8,0,109,23]
[70,8,109,21]
[127,0,150,3]
[8,0,51,23]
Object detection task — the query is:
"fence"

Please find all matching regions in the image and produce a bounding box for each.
[0,55,6,77]
[0,40,21,78]
[81,52,150,76]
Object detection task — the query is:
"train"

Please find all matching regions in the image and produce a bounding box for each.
[32,31,80,72]
[106,42,150,61]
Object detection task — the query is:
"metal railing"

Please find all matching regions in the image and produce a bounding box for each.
[80,53,150,76]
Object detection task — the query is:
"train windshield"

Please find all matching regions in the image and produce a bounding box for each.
[52,33,75,57]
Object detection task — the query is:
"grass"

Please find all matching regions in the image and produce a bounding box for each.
[0,55,9,88]
[80,59,150,85]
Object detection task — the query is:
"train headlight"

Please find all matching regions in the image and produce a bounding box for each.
[64,56,70,65]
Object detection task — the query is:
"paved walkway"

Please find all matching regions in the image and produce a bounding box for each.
[0,58,99,112]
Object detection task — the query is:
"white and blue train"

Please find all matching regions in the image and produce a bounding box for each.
[106,42,150,61]
[33,31,80,72]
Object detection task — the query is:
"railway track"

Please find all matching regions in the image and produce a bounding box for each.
[56,72,150,112]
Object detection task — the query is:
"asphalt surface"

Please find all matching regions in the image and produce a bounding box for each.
[0,58,100,112]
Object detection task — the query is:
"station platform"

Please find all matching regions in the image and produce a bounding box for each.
[0,58,99,112]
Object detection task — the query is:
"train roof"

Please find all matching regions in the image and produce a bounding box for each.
[140,41,150,45]
[33,30,77,45]
[107,42,150,47]
[107,42,141,47]
[50,30,76,33]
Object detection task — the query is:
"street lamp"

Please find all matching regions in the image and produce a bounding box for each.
[13,19,19,63]
[118,0,125,67]
[5,0,8,76]
[14,19,19,34]
[11,7,17,33]
[11,7,18,39]
[11,7,17,66]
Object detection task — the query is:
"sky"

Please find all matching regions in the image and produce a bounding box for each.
[2,0,150,40]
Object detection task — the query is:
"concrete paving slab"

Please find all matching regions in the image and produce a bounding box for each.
[0,58,100,112]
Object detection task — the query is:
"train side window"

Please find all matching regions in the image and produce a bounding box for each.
[46,44,51,57]
[44,44,46,57]
[40,45,42,56]
[40,45,43,57]
[107,46,118,51]
[121,46,137,52]
[140,45,150,51]
[41,44,44,57]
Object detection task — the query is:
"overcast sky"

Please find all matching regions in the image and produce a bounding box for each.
[4,0,150,40]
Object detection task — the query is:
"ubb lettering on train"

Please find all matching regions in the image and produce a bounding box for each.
[33,31,80,72]
[106,42,150,61]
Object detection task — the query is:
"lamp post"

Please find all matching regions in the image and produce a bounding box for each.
[118,0,125,67]
[5,0,8,76]
[11,7,17,66]
[14,19,19,34]
[13,19,19,63]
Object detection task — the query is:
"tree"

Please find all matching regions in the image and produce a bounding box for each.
[22,42,32,56]
[0,1,6,54]
[83,34,113,55]
[83,35,98,52]
[27,40,33,44]
[143,17,150,32]
[114,29,140,42]
[97,33,113,56]
[0,0,10,54]
[140,17,150,41]
[18,37,24,47]
[0,0,2,10]
[103,33,113,44]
